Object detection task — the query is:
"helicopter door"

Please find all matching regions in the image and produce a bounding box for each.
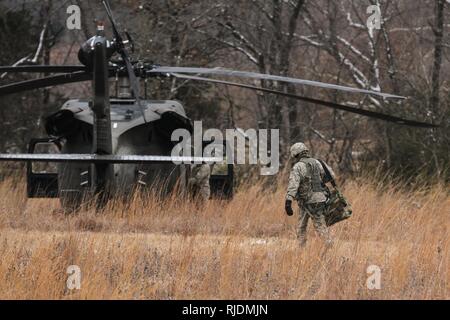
[27,138,61,198]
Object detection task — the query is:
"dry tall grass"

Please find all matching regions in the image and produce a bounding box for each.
[0,174,448,299]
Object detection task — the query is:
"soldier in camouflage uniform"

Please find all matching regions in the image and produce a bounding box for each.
[285,142,334,246]
[188,163,211,202]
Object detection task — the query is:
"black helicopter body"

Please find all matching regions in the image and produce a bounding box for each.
[0,1,437,211]
[47,98,195,209]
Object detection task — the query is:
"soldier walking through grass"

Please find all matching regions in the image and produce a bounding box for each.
[285,142,335,247]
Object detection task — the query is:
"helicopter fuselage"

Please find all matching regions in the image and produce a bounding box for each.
[47,98,193,209]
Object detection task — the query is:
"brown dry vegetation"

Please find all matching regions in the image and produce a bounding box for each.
[0,175,448,300]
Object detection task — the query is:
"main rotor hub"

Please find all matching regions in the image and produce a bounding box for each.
[78,23,115,67]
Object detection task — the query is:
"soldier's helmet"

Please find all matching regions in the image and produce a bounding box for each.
[290,142,309,158]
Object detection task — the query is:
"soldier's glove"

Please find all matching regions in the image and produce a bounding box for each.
[285,200,294,216]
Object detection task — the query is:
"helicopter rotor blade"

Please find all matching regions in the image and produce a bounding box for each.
[0,65,88,74]
[170,73,438,129]
[122,52,141,102]
[102,0,140,97]
[0,154,221,164]
[102,0,144,120]
[0,71,93,97]
[148,66,405,100]
[102,0,122,43]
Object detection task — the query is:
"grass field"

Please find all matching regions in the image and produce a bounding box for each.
[0,175,448,299]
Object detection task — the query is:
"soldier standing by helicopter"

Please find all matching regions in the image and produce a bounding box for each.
[187,140,215,203]
[284,142,335,247]
[188,163,211,202]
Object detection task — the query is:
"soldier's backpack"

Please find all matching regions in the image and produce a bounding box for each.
[318,160,353,227]
[325,188,352,226]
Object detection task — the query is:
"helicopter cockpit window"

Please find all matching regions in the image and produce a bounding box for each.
[31,142,60,174]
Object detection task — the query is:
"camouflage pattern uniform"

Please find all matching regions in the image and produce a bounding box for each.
[188,163,211,202]
[286,143,333,246]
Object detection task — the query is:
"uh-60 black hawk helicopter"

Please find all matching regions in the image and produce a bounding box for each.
[0,1,437,211]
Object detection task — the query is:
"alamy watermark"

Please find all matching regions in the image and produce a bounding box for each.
[66,5,81,30]
[367,5,381,31]
[171,121,280,176]
[366,265,381,290]
[66,265,81,290]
